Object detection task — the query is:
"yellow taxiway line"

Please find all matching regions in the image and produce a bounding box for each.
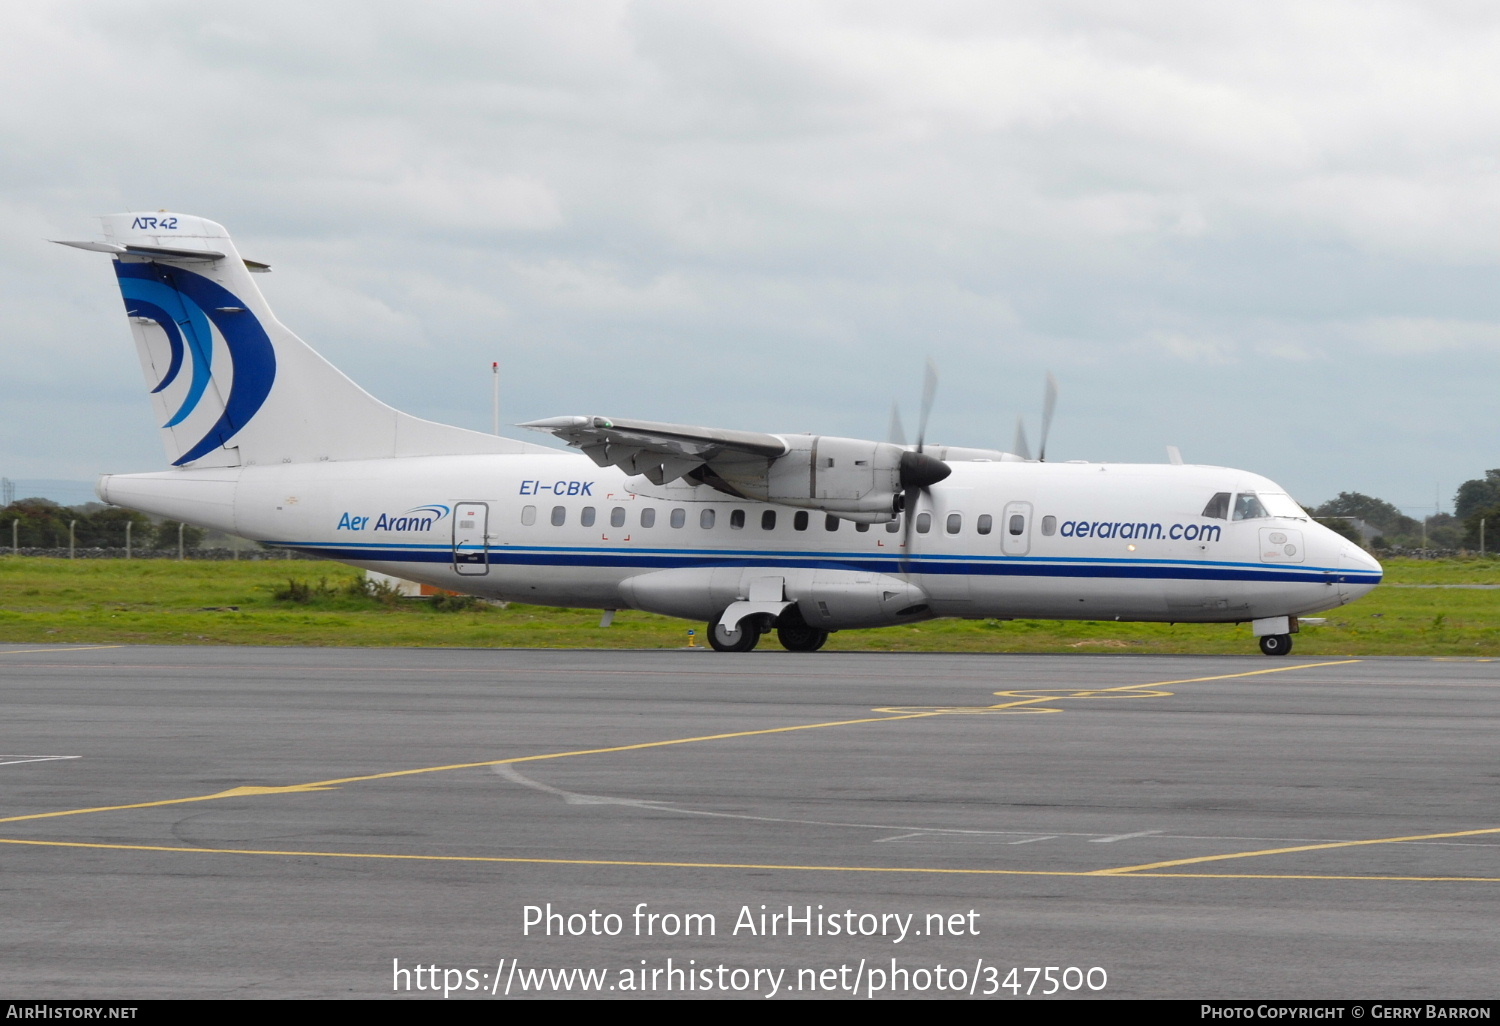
[14,656,1486,887]
[0,660,1354,825]
[2,835,1498,884]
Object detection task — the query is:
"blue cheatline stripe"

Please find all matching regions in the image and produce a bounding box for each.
[262,541,1381,586]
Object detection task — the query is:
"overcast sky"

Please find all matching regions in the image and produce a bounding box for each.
[4,1,1498,514]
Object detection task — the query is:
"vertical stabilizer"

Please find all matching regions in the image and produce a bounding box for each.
[56,212,550,468]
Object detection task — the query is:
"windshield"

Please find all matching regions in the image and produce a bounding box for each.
[1233,491,1306,520]
[1257,492,1307,519]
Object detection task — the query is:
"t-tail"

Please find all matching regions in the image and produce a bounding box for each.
[55,212,548,469]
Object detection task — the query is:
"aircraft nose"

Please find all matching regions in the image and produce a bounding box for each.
[1337,543,1383,602]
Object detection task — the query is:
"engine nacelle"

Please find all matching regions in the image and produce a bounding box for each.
[618,566,933,629]
[710,436,906,523]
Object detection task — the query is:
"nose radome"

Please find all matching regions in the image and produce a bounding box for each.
[1337,543,1382,602]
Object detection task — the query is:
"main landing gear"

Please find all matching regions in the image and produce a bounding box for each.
[706,608,831,653]
[775,608,829,652]
[708,619,762,652]
[1259,633,1293,656]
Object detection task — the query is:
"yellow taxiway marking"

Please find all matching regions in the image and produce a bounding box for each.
[1096,825,1500,875]
[0,660,1361,827]
[0,784,339,825]
[3,836,1499,884]
[876,660,1362,716]
[0,646,124,656]
[0,712,941,825]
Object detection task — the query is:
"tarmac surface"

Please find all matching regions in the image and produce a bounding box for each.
[1,643,1498,1000]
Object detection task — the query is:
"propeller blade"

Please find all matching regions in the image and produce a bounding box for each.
[888,402,907,447]
[916,359,938,452]
[1013,416,1031,461]
[1037,372,1058,463]
[900,490,920,576]
[900,359,943,575]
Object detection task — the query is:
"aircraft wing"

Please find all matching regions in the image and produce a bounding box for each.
[520,416,789,486]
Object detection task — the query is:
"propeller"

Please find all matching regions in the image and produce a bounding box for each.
[888,402,907,447]
[1011,372,1059,462]
[1037,372,1058,463]
[897,360,951,575]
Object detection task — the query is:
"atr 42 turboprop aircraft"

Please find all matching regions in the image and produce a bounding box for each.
[57,213,1381,656]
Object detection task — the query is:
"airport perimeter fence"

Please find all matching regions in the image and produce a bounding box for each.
[1,547,321,561]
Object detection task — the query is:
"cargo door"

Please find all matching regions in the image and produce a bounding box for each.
[453,501,489,575]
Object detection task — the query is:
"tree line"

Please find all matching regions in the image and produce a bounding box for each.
[1,498,205,550]
[1310,469,1500,551]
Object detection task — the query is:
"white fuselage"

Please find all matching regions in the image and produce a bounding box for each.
[99,451,1383,629]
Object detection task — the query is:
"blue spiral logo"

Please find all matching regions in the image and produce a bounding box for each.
[116,262,276,465]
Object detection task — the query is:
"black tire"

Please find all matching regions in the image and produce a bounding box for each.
[708,619,761,653]
[1259,633,1293,656]
[777,621,830,652]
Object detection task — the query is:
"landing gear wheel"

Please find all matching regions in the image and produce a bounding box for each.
[1259,633,1293,656]
[708,619,761,653]
[777,621,830,652]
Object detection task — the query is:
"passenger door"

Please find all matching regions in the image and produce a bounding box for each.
[453,501,489,575]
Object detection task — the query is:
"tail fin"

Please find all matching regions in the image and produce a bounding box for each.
[56,212,550,468]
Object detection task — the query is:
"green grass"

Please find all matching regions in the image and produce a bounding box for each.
[1,555,1497,655]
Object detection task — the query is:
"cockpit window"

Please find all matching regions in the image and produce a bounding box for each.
[1202,492,1230,520]
[1257,492,1307,519]
[1233,492,1269,521]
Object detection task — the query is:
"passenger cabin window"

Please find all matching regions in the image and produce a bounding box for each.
[640,508,656,528]
[1041,515,1057,536]
[855,522,870,533]
[886,516,901,534]
[825,514,840,532]
[521,505,536,526]
[1233,492,1269,521]
[761,510,777,530]
[610,507,626,528]
[580,506,596,528]
[550,506,566,526]
[700,508,715,529]
[915,512,931,534]
[977,514,993,535]
[730,509,745,530]
[670,508,687,528]
[1008,514,1025,536]
[794,511,809,531]
[1202,492,1230,520]
[946,513,962,535]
